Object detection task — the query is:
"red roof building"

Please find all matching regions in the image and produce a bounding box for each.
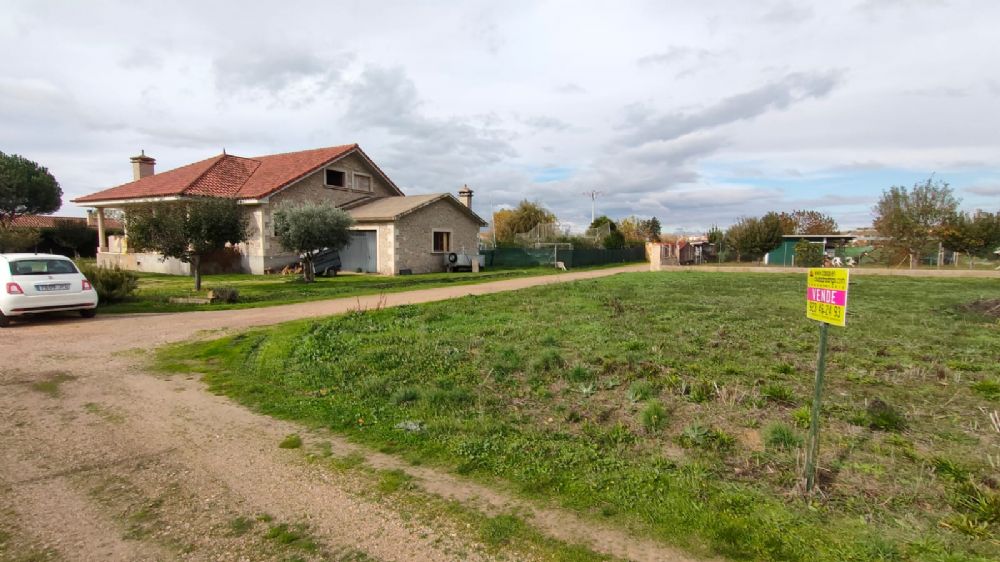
[73,145,485,276]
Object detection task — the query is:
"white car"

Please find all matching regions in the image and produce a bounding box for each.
[0,253,98,327]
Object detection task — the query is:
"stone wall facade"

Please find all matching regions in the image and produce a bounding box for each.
[390,199,481,274]
[241,152,397,274]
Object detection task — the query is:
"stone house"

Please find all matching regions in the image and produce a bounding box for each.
[72,144,487,275]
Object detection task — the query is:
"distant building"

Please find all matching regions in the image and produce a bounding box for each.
[765,234,856,266]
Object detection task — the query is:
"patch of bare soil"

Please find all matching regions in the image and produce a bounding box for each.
[960,298,1000,318]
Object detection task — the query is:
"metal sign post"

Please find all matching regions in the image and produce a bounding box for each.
[803,268,850,493]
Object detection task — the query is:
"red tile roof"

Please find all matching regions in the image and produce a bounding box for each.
[72,144,403,204]
[9,215,123,230]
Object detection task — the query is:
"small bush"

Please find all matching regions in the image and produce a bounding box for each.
[278,434,303,449]
[761,383,795,404]
[390,386,421,405]
[210,286,239,304]
[764,422,803,450]
[640,400,668,432]
[971,378,1000,401]
[78,265,138,304]
[867,398,906,431]
[627,380,655,403]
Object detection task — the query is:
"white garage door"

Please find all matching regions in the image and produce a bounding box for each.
[340,230,378,273]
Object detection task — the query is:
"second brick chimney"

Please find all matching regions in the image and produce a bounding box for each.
[130,150,156,181]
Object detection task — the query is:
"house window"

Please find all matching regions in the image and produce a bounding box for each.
[354,173,371,192]
[432,230,451,253]
[325,169,346,188]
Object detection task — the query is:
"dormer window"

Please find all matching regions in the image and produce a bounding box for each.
[325,169,346,188]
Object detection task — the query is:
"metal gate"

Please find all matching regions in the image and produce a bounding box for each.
[340,230,378,273]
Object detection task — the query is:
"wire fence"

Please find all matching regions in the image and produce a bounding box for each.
[483,246,646,268]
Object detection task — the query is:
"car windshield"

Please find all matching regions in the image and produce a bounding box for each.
[8,259,79,276]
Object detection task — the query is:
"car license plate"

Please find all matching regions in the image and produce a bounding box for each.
[36,283,70,292]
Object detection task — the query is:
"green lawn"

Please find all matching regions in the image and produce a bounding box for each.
[158,271,1000,561]
[95,264,637,314]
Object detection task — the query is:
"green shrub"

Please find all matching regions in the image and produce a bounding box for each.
[640,400,668,431]
[795,239,825,267]
[278,434,302,449]
[866,398,906,431]
[210,286,239,304]
[627,380,655,403]
[764,422,802,450]
[761,382,795,404]
[78,264,138,304]
[971,378,1000,401]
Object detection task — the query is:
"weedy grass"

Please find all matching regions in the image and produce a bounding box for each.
[29,372,75,397]
[764,422,803,451]
[278,434,303,449]
[158,271,1000,561]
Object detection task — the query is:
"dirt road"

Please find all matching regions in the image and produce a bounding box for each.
[0,264,704,562]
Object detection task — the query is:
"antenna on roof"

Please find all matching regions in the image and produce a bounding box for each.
[222,147,227,155]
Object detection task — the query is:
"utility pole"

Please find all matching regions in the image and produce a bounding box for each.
[582,190,602,225]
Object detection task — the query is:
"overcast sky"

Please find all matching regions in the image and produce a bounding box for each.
[2,0,999,232]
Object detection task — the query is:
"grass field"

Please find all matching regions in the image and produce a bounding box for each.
[158,271,1000,561]
[94,264,635,314]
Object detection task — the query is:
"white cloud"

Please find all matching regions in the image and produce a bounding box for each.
[0,0,996,232]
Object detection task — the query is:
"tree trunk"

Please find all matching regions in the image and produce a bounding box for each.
[303,257,314,283]
[192,255,202,291]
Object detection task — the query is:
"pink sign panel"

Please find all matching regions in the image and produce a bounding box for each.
[807,288,847,306]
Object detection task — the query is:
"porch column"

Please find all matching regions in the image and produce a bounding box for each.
[96,208,107,253]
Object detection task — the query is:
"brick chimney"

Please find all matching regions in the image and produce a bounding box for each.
[130,150,156,181]
[458,184,473,208]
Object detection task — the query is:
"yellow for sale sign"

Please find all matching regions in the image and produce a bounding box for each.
[806,268,849,327]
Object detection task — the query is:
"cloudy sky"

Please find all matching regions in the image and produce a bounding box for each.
[2,0,999,232]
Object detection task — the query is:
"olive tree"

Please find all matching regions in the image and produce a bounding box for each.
[0,151,62,229]
[125,198,248,290]
[273,202,354,283]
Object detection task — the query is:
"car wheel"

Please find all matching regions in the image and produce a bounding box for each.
[0,312,8,327]
[80,309,97,319]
